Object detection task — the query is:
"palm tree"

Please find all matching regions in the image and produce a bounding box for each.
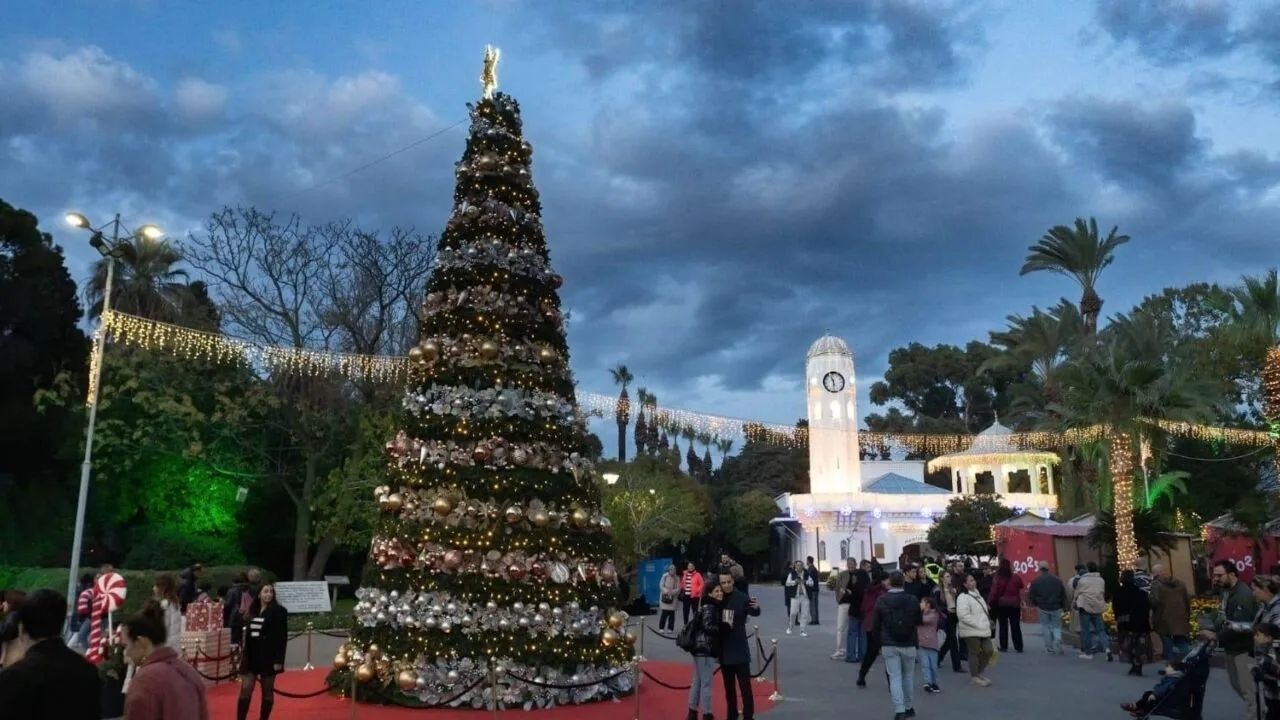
[1220,269,1280,453]
[986,300,1084,408]
[609,364,633,462]
[1020,217,1130,337]
[1052,311,1218,568]
[633,387,649,456]
[716,437,735,465]
[86,235,198,323]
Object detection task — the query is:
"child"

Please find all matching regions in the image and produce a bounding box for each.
[1252,622,1280,720]
[918,596,942,693]
[1120,659,1186,716]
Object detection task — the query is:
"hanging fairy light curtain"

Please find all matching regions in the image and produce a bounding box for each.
[92,310,1276,451]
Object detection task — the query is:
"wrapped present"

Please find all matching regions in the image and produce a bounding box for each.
[181,628,234,686]
[184,600,223,632]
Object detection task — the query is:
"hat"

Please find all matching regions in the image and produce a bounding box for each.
[1038,561,1051,571]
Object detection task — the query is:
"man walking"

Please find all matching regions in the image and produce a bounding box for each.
[833,558,856,659]
[0,589,102,719]
[1149,563,1191,662]
[804,556,820,625]
[1027,561,1066,654]
[717,572,761,720]
[873,571,922,720]
[1203,560,1259,720]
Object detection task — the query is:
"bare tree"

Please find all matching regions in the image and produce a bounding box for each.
[185,206,434,579]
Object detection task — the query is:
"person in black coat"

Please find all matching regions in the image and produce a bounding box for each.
[1113,569,1152,676]
[178,563,204,612]
[0,589,101,720]
[804,556,820,625]
[716,572,760,720]
[236,583,289,720]
[687,583,724,720]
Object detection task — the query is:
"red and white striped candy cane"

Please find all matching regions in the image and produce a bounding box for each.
[86,572,127,664]
[85,592,108,663]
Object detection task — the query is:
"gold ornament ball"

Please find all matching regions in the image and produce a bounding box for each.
[367,644,381,658]
[473,445,491,462]
[530,509,551,528]
[408,345,424,362]
[333,653,349,670]
[571,508,589,527]
[356,664,376,683]
[607,611,625,630]
[479,340,500,360]
[396,669,419,692]
[624,630,638,646]
[420,340,440,362]
[537,346,556,363]
[505,506,523,524]
[601,628,619,647]
[386,493,403,511]
[432,497,454,516]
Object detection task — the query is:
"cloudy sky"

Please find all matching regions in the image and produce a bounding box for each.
[4,1,1280,448]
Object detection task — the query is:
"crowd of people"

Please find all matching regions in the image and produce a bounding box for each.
[0,562,287,720]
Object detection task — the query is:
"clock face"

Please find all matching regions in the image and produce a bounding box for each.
[822,371,845,393]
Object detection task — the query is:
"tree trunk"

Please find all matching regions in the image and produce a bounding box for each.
[1080,288,1103,338]
[1109,430,1138,570]
[292,455,318,580]
[307,535,338,580]
[617,420,627,462]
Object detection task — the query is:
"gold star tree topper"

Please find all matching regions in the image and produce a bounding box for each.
[481,45,500,99]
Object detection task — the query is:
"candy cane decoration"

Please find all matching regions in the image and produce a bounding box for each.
[86,572,127,664]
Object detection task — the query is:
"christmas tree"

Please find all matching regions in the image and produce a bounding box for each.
[331,48,632,707]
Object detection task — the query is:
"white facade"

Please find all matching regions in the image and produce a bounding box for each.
[775,334,1059,572]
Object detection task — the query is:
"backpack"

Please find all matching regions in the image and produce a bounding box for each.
[676,610,702,652]
[884,598,916,644]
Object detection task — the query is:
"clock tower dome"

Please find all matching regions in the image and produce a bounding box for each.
[806,334,861,494]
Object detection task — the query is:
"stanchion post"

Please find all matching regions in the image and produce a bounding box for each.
[633,654,641,720]
[349,669,358,720]
[638,616,646,661]
[768,638,782,701]
[303,621,315,670]
[753,625,766,683]
[490,664,500,720]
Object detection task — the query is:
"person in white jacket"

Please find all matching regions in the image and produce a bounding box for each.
[1072,562,1112,660]
[957,572,995,687]
[152,575,185,652]
[785,561,810,636]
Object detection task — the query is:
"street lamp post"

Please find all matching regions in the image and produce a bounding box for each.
[63,211,161,618]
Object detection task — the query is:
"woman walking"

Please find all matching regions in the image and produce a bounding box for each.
[918,596,943,693]
[236,583,288,720]
[958,572,995,687]
[856,572,889,687]
[659,565,680,632]
[988,558,1024,653]
[784,561,810,636]
[937,571,965,672]
[120,603,210,720]
[1113,569,1152,676]
[685,582,725,720]
[152,574,185,652]
[845,569,869,663]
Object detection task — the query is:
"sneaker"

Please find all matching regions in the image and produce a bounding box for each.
[970,677,985,686]
[1106,651,1114,662]
[981,676,993,686]
[1078,653,1093,660]
[785,628,792,635]
[924,684,941,694]
[856,678,867,688]
[831,652,844,659]
[801,631,808,637]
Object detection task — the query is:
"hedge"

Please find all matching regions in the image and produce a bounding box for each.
[0,566,276,616]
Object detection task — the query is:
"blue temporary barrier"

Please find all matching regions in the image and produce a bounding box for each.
[637,557,672,607]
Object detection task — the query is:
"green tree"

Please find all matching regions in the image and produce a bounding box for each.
[336,87,628,705]
[1218,269,1280,450]
[717,490,778,559]
[1020,217,1130,337]
[0,199,88,564]
[87,235,214,326]
[985,300,1083,411]
[1086,508,1177,556]
[599,457,711,586]
[927,494,1014,557]
[715,439,808,497]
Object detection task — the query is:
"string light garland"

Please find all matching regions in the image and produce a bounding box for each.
[93,308,1277,452]
[1109,430,1140,570]
[85,328,104,405]
[1265,346,1280,455]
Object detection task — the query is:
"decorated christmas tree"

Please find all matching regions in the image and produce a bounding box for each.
[329,48,632,708]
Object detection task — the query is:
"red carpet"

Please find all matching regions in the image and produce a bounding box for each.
[208,664,777,719]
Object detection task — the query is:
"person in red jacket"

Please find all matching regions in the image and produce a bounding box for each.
[680,562,705,626]
[120,602,210,720]
[988,558,1025,653]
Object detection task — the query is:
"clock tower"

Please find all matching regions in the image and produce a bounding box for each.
[806,334,861,494]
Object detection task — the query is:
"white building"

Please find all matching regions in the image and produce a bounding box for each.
[774,334,1059,572]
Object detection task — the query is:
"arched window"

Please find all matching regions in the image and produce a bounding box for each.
[840,539,849,560]
[817,540,827,563]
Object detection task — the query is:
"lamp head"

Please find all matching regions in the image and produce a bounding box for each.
[602,473,619,485]
[137,224,163,240]
[65,212,91,229]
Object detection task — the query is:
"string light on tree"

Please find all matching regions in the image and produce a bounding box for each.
[1109,430,1140,570]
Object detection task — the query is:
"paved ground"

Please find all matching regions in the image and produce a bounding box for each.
[282,585,1251,719]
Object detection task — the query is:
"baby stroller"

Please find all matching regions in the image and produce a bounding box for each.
[1133,641,1215,719]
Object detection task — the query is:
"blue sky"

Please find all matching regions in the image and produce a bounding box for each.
[4,1,1280,449]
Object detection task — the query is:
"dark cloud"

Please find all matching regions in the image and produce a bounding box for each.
[1094,0,1237,64]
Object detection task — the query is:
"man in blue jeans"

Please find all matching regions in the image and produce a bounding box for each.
[873,571,922,720]
[1072,562,1112,660]
[1028,561,1066,654]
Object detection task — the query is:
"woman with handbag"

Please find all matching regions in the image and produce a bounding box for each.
[988,558,1024,653]
[958,572,996,687]
[1113,569,1152,676]
[659,565,680,632]
[683,582,725,720]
